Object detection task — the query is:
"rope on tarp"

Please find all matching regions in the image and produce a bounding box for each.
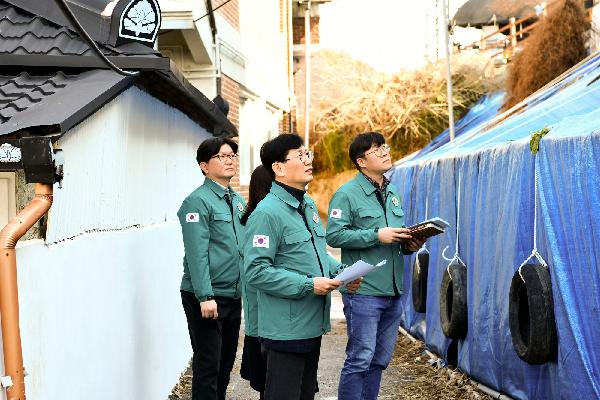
[442,165,466,278]
[518,129,550,281]
[408,164,430,256]
[418,174,430,254]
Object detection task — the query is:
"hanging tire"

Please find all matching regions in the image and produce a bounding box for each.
[440,263,468,339]
[509,264,558,364]
[412,251,429,313]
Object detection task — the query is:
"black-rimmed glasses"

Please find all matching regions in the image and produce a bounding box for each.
[362,144,390,158]
[284,150,313,163]
[211,153,239,162]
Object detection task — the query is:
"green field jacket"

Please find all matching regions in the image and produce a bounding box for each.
[178,178,246,301]
[240,228,261,337]
[244,183,344,340]
[326,172,406,296]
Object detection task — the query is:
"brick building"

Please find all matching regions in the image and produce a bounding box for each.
[157,1,331,196]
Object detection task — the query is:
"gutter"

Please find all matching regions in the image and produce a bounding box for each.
[0,184,53,400]
[205,0,221,95]
[397,326,515,400]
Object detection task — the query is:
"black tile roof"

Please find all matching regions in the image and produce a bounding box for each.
[0,67,237,139]
[0,70,131,136]
[0,0,114,56]
[0,72,70,123]
[0,1,237,138]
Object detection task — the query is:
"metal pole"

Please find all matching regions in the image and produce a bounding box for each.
[288,0,294,132]
[442,0,455,142]
[304,0,311,146]
[509,17,517,48]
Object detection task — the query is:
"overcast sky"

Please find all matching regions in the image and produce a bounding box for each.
[319,0,468,72]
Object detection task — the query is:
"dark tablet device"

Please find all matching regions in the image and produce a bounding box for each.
[407,222,445,239]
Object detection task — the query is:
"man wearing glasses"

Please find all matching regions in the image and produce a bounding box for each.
[326,132,425,400]
[177,137,246,400]
[244,134,361,400]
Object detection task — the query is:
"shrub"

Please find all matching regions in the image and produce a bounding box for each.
[503,0,589,110]
[310,53,498,175]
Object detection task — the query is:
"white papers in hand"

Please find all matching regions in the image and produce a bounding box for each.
[335,260,387,286]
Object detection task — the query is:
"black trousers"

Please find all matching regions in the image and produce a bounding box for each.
[262,338,322,400]
[181,291,241,400]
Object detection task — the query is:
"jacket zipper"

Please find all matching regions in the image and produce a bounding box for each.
[226,194,241,298]
[299,205,327,327]
[377,192,397,294]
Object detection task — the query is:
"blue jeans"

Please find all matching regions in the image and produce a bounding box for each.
[338,294,402,400]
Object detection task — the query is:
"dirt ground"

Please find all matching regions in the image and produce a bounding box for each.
[169,295,491,400]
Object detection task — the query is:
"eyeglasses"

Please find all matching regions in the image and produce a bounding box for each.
[211,153,239,162]
[362,144,390,158]
[284,150,313,163]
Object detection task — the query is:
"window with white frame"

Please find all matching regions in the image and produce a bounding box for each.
[0,172,16,228]
[266,106,281,139]
[239,97,284,185]
[239,97,252,184]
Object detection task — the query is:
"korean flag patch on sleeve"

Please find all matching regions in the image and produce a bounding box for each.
[186,213,199,223]
[253,235,269,248]
[330,209,342,219]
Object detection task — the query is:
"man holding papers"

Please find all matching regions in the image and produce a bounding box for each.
[327,132,425,400]
[244,134,360,400]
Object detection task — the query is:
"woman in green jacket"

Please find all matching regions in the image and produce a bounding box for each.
[239,165,272,399]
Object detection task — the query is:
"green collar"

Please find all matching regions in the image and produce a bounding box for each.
[204,178,229,198]
[271,181,307,209]
[355,172,396,196]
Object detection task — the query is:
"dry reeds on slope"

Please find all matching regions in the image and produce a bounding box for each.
[310,52,501,175]
[502,0,589,110]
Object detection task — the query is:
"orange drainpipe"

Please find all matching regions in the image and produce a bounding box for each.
[0,183,53,400]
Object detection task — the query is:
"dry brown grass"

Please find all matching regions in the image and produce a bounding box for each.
[310,52,502,174]
[379,335,492,400]
[503,0,589,110]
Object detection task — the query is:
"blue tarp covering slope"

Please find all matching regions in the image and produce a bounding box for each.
[390,54,600,399]
[414,91,505,157]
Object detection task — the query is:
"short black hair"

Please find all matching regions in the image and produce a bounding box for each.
[260,133,304,178]
[196,137,238,175]
[349,132,385,170]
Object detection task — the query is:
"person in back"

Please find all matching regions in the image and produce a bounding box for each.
[239,165,272,399]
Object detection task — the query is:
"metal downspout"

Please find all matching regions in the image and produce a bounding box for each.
[205,0,221,96]
[0,184,53,400]
[442,0,455,142]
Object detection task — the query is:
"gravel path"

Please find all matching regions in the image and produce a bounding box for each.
[169,290,491,400]
[170,246,492,399]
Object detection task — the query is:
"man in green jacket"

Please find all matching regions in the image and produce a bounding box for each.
[327,132,424,400]
[244,134,360,400]
[177,137,246,400]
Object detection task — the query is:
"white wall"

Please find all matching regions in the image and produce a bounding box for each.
[48,87,208,242]
[158,0,289,186]
[238,0,289,110]
[238,98,281,185]
[4,87,211,400]
[17,223,187,400]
